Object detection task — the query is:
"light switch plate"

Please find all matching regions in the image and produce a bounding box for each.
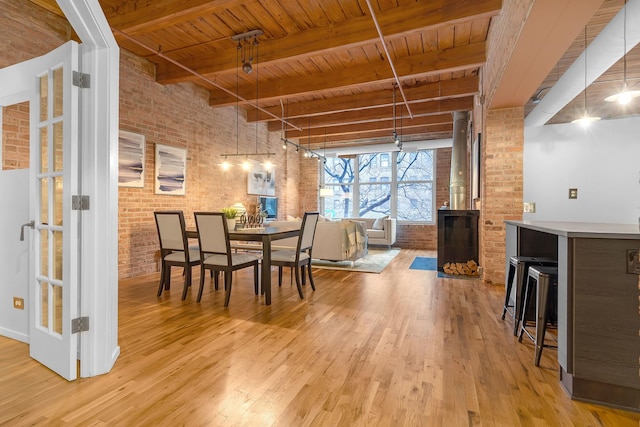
[523,202,536,213]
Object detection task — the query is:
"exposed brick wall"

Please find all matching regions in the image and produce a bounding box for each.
[297,156,319,215]
[1,0,72,171]
[2,103,30,170]
[478,0,531,284]
[480,108,524,284]
[0,0,72,68]
[118,50,301,279]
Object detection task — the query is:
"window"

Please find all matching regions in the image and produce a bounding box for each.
[380,153,389,168]
[396,151,434,222]
[321,150,435,223]
[322,157,355,219]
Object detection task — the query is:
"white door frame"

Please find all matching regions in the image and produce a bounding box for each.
[56,0,120,377]
[1,0,119,379]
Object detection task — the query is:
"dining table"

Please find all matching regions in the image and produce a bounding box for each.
[186,225,300,305]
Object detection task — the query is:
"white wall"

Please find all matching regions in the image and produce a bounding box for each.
[524,115,640,224]
[0,169,29,342]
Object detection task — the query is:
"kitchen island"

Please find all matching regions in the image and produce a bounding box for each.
[505,220,640,411]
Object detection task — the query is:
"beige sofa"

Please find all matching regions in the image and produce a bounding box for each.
[342,216,396,247]
[268,219,367,262]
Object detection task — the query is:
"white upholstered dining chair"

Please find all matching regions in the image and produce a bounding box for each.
[270,212,319,299]
[194,212,261,306]
[154,210,201,300]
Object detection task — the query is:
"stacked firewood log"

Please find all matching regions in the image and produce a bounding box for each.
[443,260,480,276]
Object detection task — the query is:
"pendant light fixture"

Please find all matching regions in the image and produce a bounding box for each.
[605,0,640,105]
[572,26,601,126]
[319,128,334,197]
[221,30,275,169]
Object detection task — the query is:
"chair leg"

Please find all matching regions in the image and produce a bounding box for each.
[278,266,283,287]
[197,265,206,302]
[214,270,219,290]
[294,265,304,299]
[181,265,191,300]
[301,265,306,285]
[157,262,167,296]
[164,264,172,291]
[254,263,259,295]
[307,261,316,291]
[224,270,233,307]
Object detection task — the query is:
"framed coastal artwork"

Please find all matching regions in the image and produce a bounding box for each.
[118,131,145,188]
[155,143,186,196]
[247,159,275,196]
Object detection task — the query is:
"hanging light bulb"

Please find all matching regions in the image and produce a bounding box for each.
[263,157,273,170]
[572,26,601,125]
[242,158,251,171]
[221,157,232,170]
[605,0,640,105]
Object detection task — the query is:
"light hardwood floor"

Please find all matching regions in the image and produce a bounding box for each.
[1,249,638,426]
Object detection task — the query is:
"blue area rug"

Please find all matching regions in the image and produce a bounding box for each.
[409,257,437,271]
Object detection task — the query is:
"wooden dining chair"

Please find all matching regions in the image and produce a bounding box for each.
[194,212,261,306]
[270,212,319,299]
[154,210,201,300]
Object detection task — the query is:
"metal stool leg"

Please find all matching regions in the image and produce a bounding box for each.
[502,261,517,320]
[534,276,551,366]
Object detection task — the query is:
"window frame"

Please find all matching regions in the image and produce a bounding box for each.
[320,150,436,224]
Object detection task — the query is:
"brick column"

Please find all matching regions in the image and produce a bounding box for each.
[480,107,524,284]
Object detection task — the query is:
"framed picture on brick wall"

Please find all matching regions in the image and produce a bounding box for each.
[155,144,186,196]
[247,160,275,196]
[118,130,145,188]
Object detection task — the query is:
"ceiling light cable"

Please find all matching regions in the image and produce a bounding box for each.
[364,0,413,119]
[112,27,302,132]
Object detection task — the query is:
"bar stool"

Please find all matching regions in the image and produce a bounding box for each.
[502,256,557,336]
[517,265,558,366]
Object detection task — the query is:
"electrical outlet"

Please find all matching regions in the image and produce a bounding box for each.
[13,297,24,310]
[569,188,578,199]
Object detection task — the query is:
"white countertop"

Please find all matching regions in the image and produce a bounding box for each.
[505,220,640,239]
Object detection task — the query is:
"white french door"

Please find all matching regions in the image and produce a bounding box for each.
[0,41,81,380]
[30,41,80,381]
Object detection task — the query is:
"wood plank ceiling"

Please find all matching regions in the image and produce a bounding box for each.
[29,0,636,150]
[31,0,500,150]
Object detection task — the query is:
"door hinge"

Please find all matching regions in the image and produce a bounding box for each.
[72,71,91,88]
[71,316,89,333]
[72,195,90,211]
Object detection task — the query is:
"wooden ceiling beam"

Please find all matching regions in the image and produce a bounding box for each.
[106,0,247,35]
[296,124,453,145]
[283,114,453,139]
[155,0,501,84]
[267,97,473,131]
[249,76,478,122]
[210,44,485,107]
